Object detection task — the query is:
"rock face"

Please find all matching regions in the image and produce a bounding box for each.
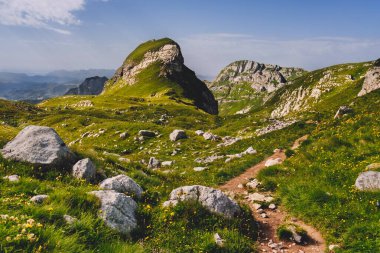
[90,190,138,234]
[104,38,218,115]
[65,76,108,95]
[212,60,305,93]
[169,129,187,141]
[72,158,96,182]
[358,63,380,97]
[355,171,380,191]
[100,175,143,198]
[163,185,240,218]
[1,126,76,168]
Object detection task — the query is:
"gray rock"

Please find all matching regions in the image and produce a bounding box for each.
[30,194,48,204]
[334,106,353,119]
[63,214,78,224]
[265,158,282,167]
[99,175,143,198]
[119,132,128,139]
[1,125,76,168]
[169,129,187,141]
[358,66,380,96]
[138,130,156,138]
[147,157,161,169]
[246,193,274,203]
[268,203,276,210]
[203,132,220,141]
[193,167,207,172]
[195,130,204,136]
[3,175,20,182]
[214,233,224,246]
[163,185,240,218]
[161,161,173,167]
[90,190,138,234]
[288,225,303,243]
[355,171,380,191]
[72,158,96,182]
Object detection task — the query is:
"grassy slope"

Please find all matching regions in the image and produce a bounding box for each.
[0,59,379,252]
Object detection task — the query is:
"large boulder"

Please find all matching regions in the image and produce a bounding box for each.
[169,129,187,141]
[1,126,76,168]
[358,65,380,96]
[163,185,240,218]
[138,130,156,138]
[99,175,143,198]
[355,171,380,191]
[72,158,96,182]
[90,190,138,234]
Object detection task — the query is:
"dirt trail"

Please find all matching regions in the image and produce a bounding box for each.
[220,135,326,253]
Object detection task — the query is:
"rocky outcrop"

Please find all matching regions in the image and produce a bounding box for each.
[163,185,241,218]
[99,175,143,198]
[1,126,76,168]
[211,60,305,94]
[334,106,353,119]
[72,158,96,182]
[65,76,108,95]
[355,171,380,191]
[104,38,218,114]
[90,190,138,234]
[358,61,380,96]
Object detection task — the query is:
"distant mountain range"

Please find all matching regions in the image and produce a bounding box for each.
[0,69,114,101]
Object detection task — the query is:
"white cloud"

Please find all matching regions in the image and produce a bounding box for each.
[179,34,380,79]
[0,0,85,34]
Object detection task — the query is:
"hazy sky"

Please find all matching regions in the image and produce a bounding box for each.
[0,0,379,79]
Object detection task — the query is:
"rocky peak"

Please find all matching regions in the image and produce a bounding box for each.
[65,76,108,95]
[212,60,305,93]
[104,38,218,115]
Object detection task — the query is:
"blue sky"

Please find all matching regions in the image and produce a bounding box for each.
[0,0,379,79]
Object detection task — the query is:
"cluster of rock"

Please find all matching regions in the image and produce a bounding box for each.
[72,100,94,108]
[256,120,297,136]
[163,185,241,218]
[194,146,257,164]
[211,60,305,94]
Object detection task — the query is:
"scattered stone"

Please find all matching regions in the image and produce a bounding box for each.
[147,157,161,169]
[334,106,353,119]
[217,136,242,147]
[195,154,224,164]
[73,100,93,107]
[265,158,283,167]
[99,174,143,198]
[242,146,257,155]
[30,195,48,204]
[169,129,187,141]
[195,130,204,136]
[225,146,257,162]
[247,193,274,203]
[268,203,277,210]
[355,171,380,191]
[329,244,340,251]
[162,161,174,167]
[256,120,297,136]
[63,214,78,225]
[163,185,241,218]
[193,167,207,172]
[119,132,128,139]
[203,132,221,141]
[72,158,96,182]
[237,184,244,189]
[288,225,303,244]
[118,157,131,163]
[214,233,224,247]
[1,125,76,168]
[3,175,20,182]
[138,130,156,138]
[246,179,260,189]
[89,190,138,234]
[257,209,265,214]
